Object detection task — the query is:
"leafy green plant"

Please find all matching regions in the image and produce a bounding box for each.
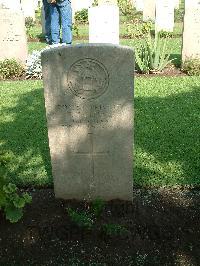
[92,0,98,7]
[182,59,200,76]
[74,8,88,24]
[135,32,173,74]
[125,21,152,38]
[0,59,25,80]
[72,23,80,37]
[118,0,136,18]
[67,207,94,229]
[0,152,32,223]
[102,223,129,236]
[91,198,105,217]
[25,17,35,28]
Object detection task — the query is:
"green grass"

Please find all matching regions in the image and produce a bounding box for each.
[0,77,200,187]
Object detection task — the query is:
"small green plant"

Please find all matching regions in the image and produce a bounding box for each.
[0,151,32,223]
[25,17,35,28]
[135,32,173,74]
[67,207,94,229]
[72,23,80,37]
[92,0,98,7]
[125,21,152,38]
[91,198,105,217]
[75,8,88,24]
[182,59,200,76]
[118,0,136,18]
[102,223,129,236]
[0,59,25,80]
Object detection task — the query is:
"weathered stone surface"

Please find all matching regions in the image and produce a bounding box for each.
[0,7,28,63]
[155,0,174,32]
[88,5,119,44]
[41,44,134,201]
[21,0,35,20]
[143,0,156,21]
[182,0,200,61]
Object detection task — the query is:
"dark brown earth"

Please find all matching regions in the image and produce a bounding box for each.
[0,188,200,266]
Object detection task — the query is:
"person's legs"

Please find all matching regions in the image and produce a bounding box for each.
[50,4,60,44]
[59,2,72,44]
[42,0,51,43]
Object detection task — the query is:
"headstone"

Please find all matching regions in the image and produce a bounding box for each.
[21,0,35,20]
[88,1,119,44]
[155,0,174,32]
[143,0,156,21]
[182,0,200,61]
[174,0,179,9]
[0,0,21,10]
[98,0,117,4]
[0,6,28,63]
[41,44,134,201]
[132,0,144,11]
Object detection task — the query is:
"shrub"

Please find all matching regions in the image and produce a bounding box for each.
[135,32,173,74]
[25,17,35,28]
[74,8,88,24]
[0,151,32,223]
[182,59,200,76]
[0,59,25,80]
[26,50,43,79]
[118,0,135,17]
[125,21,152,38]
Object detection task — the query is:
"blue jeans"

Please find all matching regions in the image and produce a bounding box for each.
[50,1,72,44]
[42,0,51,43]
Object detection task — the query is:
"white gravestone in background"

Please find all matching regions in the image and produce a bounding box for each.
[21,0,35,20]
[182,0,200,61]
[132,0,144,11]
[0,6,28,63]
[89,3,119,44]
[0,0,21,10]
[155,0,174,32]
[143,0,156,21]
[174,0,179,9]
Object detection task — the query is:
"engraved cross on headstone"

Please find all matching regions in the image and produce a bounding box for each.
[74,132,109,180]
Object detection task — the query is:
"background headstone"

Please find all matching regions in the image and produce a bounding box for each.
[132,0,144,11]
[182,0,200,61]
[155,0,174,32]
[21,0,35,20]
[143,0,156,21]
[0,6,28,63]
[0,0,21,10]
[41,44,134,201]
[174,0,179,9]
[88,2,119,44]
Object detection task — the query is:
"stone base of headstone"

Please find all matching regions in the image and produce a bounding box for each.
[88,6,119,44]
[41,44,134,201]
[0,7,28,63]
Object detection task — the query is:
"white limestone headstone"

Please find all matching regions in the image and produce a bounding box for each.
[155,0,174,32]
[41,44,134,201]
[143,0,156,21]
[21,0,35,20]
[174,0,179,9]
[182,0,200,61]
[0,6,28,63]
[132,0,144,11]
[0,0,21,10]
[89,2,119,44]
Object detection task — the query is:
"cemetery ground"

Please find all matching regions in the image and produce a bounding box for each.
[0,77,200,265]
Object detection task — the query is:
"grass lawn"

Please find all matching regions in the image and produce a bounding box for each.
[0,77,199,187]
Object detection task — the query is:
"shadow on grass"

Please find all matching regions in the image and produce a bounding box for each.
[135,85,200,186]
[0,83,52,186]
